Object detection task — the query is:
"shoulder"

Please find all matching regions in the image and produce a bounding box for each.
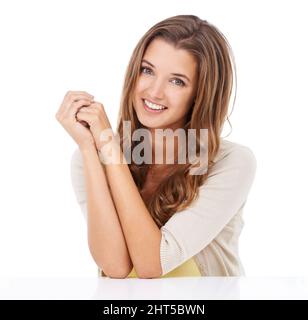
[212,139,257,172]
[204,139,257,191]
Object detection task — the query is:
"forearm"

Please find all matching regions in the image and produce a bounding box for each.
[100,141,162,278]
[80,145,132,278]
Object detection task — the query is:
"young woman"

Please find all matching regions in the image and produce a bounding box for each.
[56,15,257,278]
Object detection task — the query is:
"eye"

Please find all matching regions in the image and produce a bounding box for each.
[171,78,185,87]
[140,66,186,87]
[140,66,152,75]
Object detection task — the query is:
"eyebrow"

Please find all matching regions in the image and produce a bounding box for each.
[141,59,191,83]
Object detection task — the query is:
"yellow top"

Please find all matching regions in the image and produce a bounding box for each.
[98,257,201,278]
[128,257,201,278]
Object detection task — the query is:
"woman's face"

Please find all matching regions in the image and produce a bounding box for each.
[133,38,198,131]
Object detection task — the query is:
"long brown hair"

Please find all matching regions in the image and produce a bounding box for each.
[115,15,236,228]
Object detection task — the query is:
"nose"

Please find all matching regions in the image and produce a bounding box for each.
[148,78,165,101]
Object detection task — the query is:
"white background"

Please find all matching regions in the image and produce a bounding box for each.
[0,0,307,278]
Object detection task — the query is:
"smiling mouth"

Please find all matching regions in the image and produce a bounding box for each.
[142,99,168,113]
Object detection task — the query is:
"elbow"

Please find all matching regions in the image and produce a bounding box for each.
[95,255,134,279]
[90,247,133,279]
[136,267,163,279]
[100,264,133,279]
[135,255,163,279]
[107,270,132,279]
[137,271,162,279]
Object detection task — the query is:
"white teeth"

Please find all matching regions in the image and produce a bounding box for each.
[144,99,166,110]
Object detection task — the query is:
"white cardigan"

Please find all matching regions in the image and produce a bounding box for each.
[70,139,257,276]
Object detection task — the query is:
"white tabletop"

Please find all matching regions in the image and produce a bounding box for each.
[0,277,307,300]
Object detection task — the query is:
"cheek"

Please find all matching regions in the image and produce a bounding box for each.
[169,93,191,109]
[135,78,149,94]
[133,80,143,105]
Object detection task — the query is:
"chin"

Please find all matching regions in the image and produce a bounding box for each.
[136,116,164,129]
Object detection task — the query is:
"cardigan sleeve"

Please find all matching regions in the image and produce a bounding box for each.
[70,148,88,222]
[70,148,108,277]
[159,145,257,275]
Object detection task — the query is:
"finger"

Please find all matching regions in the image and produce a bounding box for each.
[68,94,94,104]
[85,102,105,115]
[67,99,92,119]
[78,120,90,129]
[76,110,93,124]
[65,90,94,100]
[57,94,93,118]
[75,106,96,122]
[65,94,94,111]
[62,89,93,104]
[77,104,96,113]
[89,101,103,109]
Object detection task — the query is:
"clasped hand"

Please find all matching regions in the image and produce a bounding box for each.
[55,90,113,151]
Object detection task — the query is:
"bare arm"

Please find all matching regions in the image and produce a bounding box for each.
[63,91,162,278]
[99,139,163,279]
[80,145,133,278]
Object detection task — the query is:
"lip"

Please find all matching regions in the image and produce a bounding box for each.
[143,98,167,109]
[142,99,167,114]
